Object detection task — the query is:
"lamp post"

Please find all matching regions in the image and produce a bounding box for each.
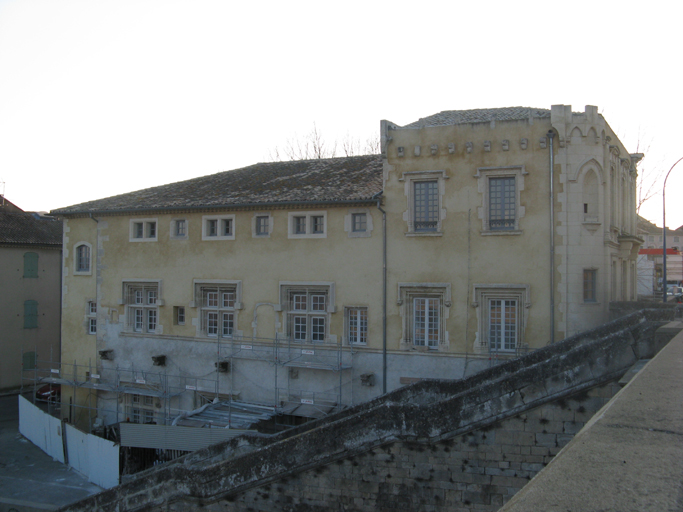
[662,156,683,302]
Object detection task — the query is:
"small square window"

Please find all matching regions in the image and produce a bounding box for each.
[208,220,218,237]
[174,306,185,325]
[147,290,157,305]
[256,216,269,236]
[294,216,306,234]
[312,216,324,234]
[175,220,186,237]
[352,213,367,232]
[130,219,158,241]
[89,301,97,315]
[88,317,97,335]
[202,215,235,241]
[134,223,143,238]
[222,219,232,237]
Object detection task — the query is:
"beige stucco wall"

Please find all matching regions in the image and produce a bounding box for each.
[59,105,641,429]
[0,245,61,392]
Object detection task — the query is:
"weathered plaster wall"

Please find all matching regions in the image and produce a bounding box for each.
[57,309,680,512]
[0,245,61,391]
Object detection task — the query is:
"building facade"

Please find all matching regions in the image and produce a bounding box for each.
[0,199,62,392]
[52,105,642,432]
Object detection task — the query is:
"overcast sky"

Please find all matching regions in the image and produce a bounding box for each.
[1,0,681,229]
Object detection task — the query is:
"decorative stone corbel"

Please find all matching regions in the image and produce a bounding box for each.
[539,137,547,149]
[520,138,528,150]
[448,143,455,154]
[430,144,438,155]
[414,146,421,157]
[466,142,473,153]
[484,141,491,152]
[397,146,404,158]
[502,140,509,151]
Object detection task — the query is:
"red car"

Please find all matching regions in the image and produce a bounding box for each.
[36,384,61,402]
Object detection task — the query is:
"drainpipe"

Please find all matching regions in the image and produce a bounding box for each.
[374,194,387,394]
[547,131,555,344]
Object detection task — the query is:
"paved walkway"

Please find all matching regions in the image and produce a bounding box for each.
[0,393,102,512]
[501,321,683,511]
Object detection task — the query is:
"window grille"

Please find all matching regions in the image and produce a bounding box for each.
[414,181,438,232]
[489,177,516,230]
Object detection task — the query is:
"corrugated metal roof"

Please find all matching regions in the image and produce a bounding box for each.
[52,154,383,216]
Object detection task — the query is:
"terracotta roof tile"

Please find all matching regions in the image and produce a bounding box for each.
[403,107,551,128]
[0,212,62,245]
[52,155,383,215]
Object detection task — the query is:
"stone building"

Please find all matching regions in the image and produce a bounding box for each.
[51,105,642,433]
[0,197,62,392]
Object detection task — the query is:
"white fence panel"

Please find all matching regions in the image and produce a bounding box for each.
[19,395,119,489]
[18,395,65,463]
[65,423,119,489]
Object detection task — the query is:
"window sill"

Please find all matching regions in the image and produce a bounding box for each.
[405,232,443,237]
[581,301,601,306]
[480,230,523,236]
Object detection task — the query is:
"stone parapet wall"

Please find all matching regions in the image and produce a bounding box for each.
[58,309,681,512]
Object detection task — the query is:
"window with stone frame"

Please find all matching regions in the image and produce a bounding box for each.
[472,284,529,354]
[398,283,451,350]
[124,282,159,333]
[475,166,526,235]
[400,171,447,236]
[288,211,327,239]
[192,281,242,338]
[202,215,235,241]
[130,219,158,242]
[280,283,335,343]
[583,269,598,303]
[345,307,368,345]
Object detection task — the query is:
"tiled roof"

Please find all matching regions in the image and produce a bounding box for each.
[403,107,551,128]
[0,212,62,245]
[52,155,383,215]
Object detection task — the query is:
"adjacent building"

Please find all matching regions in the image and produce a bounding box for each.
[0,197,62,392]
[51,105,642,432]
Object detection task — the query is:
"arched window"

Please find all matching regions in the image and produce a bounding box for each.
[583,170,599,221]
[24,300,38,329]
[23,252,38,278]
[75,243,91,273]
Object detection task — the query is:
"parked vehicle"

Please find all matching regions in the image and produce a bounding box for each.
[666,286,683,303]
[35,384,61,402]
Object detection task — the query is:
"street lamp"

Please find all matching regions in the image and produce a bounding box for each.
[662,156,683,302]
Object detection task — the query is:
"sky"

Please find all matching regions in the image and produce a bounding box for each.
[0,0,681,229]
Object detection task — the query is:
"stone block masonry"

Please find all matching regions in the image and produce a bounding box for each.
[177,383,619,512]
[57,309,682,512]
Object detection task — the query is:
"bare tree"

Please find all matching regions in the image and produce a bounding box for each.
[269,125,379,162]
[634,130,666,215]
